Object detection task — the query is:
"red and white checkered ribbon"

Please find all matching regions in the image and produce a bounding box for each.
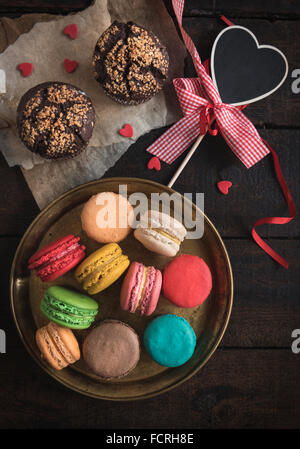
[147,0,270,168]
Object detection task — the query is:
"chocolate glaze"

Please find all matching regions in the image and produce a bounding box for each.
[17,81,95,160]
[92,21,169,105]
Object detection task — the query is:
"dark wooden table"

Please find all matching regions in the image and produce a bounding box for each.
[1,0,300,429]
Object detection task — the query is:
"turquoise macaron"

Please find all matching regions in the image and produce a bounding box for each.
[143,314,196,367]
[40,285,98,330]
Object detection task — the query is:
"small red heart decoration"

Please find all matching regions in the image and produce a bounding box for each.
[147,156,161,171]
[118,124,133,138]
[63,24,78,40]
[17,63,33,77]
[217,180,232,195]
[64,59,78,73]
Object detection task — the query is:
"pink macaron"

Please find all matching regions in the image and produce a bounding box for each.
[120,262,162,316]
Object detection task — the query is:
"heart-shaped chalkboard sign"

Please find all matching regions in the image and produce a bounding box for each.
[210,25,288,106]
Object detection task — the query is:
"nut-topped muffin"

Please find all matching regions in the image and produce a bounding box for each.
[17,82,95,160]
[92,21,169,105]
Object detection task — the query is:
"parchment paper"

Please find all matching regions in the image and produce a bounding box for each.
[0,0,186,209]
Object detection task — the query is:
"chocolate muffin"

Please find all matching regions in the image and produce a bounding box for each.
[92,21,169,105]
[17,82,95,160]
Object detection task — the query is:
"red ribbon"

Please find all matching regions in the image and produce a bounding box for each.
[146,0,296,268]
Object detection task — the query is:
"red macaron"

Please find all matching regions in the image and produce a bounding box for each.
[120,262,162,316]
[163,254,212,308]
[28,234,86,282]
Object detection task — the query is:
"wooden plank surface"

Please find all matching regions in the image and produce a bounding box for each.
[166,0,300,19]
[0,3,299,126]
[183,17,299,127]
[1,0,299,19]
[0,154,39,235]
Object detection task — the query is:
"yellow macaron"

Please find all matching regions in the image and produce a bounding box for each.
[75,243,130,294]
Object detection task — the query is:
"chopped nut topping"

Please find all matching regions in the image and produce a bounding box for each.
[92,21,169,105]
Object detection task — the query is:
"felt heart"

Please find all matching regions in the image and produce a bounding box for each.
[210,26,288,106]
[217,180,232,195]
[147,156,161,171]
[63,24,78,39]
[64,59,78,73]
[119,124,133,138]
[17,63,33,77]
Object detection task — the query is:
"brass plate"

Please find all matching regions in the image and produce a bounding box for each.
[10,177,233,401]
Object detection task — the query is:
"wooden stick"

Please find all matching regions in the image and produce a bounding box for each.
[168,133,206,188]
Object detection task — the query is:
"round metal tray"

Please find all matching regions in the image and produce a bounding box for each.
[10,177,233,400]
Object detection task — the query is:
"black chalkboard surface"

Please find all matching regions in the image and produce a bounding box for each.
[210,26,288,106]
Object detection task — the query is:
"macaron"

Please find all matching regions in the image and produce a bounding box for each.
[40,285,98,329]
[28,234,86,282]
[120,261,162,316]
[134,210,187,257]
[17,81,95,160]
[82,320,140,378]
[143,314,196,367]
[163,254,212,307]
[35,321,80,370]
[74,243,130,294]
[81,191,134,243]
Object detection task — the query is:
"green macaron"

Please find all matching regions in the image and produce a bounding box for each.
[40,285,98,329]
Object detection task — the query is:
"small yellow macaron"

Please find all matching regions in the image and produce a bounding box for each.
[74,243,130,294]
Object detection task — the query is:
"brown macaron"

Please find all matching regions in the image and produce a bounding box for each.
[92,21,169,105]
[82,320,140,378]
[35,321,80,370]
[17,81,95,160]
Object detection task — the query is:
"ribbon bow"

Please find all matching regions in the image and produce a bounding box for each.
[174,78,218,138]
[147,6,270,168]
[146,0,296,268]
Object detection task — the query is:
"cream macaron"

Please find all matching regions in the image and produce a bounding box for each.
[134,210,187,257]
